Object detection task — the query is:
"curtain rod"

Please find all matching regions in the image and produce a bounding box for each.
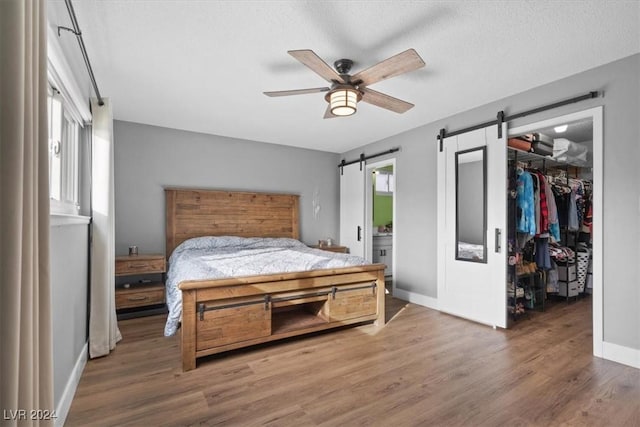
[437,91,600,151]
[338,148,400,174]
[58,0,104,106]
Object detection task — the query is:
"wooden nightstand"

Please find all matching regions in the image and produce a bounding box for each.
[115,254,166,319]
[310,245,349,253]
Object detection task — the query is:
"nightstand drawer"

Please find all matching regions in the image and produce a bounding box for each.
[116,284,165,309]
[310,245,349,253]
[116,257,165,275]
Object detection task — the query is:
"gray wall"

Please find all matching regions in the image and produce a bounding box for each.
[50,223,89,407]
[46,5,93,413]
[342,53,640,350]
[49,126,91,413]
[113,121,340,256]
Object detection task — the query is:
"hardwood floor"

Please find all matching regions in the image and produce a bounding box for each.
[66,295,639,426]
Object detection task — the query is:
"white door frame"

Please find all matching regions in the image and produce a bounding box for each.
[508,106,603,358]
[365,158,396,292]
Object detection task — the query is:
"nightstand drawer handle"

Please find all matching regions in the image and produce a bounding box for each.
[127,295,149,301]
[128,263,149,269]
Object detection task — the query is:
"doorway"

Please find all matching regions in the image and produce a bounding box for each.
[508,107,603,357]
[435,106,603,358]
[365,159,396,295]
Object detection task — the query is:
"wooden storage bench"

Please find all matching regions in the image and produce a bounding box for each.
[180,265,385,371]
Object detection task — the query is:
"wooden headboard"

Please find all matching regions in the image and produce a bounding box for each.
[165,188,300,258]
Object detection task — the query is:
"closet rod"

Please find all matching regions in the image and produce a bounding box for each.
[59,0,104,106]
[338,147,399,173]
[437,91,600,151]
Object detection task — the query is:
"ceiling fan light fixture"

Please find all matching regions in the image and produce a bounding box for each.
[329,88,359,116]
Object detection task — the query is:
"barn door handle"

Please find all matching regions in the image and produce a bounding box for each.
[357,226,362,241]
[495,228,502,253]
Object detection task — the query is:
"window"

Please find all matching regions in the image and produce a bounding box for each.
[375,170,394,195]
[48,86,80,215]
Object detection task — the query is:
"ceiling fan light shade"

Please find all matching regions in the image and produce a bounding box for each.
[329,88,358,116]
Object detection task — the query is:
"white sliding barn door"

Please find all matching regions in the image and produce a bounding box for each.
[437,124,507,328]
[340,163,365,257]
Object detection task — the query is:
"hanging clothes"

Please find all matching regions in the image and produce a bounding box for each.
[534,172,549,235]
[549,222,561,244]
[540,172,559,242]
[568,188,580,231]
[582,196,593,235]
[544,177,558,225]
[516,170,536,237]
[532,173,541,234]
[553,184,570,228]
[535,237,552,270]
[574,180,585,225]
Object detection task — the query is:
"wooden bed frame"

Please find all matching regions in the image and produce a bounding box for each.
[165,188,386,371]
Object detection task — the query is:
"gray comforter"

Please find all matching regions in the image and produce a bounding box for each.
[164,236,368,336]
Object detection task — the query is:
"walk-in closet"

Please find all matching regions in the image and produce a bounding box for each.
[507,118,594,324]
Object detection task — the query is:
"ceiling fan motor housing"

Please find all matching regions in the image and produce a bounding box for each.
[328,59,362,100]
[334,58,354,76]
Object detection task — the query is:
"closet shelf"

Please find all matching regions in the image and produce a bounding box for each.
[508,147,579,168]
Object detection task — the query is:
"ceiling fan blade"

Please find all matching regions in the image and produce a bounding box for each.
[263,87,330,97]
[360,87,414,114]
[288,49,345,84]
[352,48,425,87]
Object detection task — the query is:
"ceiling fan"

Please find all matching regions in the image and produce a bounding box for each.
[264,49,425,118]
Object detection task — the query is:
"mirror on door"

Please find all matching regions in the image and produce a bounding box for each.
[455,146,487,263]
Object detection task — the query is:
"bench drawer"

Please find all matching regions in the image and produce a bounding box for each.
[197,297,271,350]
[330,283,378,322]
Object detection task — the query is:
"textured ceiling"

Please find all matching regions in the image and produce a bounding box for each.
[48,1,639,153]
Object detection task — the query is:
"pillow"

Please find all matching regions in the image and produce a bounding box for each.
[171,236,305,261]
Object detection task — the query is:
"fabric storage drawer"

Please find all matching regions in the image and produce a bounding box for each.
[558,264,577,282]
[576,251,590,287]
[558,281,579,297]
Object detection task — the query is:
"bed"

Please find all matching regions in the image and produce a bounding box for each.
[457,241,485,261]
[165,188,386,371]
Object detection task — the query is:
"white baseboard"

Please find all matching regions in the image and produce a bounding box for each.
[392,288,438,310]
[601,341,640,369]
[55,342,88,427]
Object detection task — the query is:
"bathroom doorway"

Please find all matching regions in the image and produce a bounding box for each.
[365,159,396,295]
